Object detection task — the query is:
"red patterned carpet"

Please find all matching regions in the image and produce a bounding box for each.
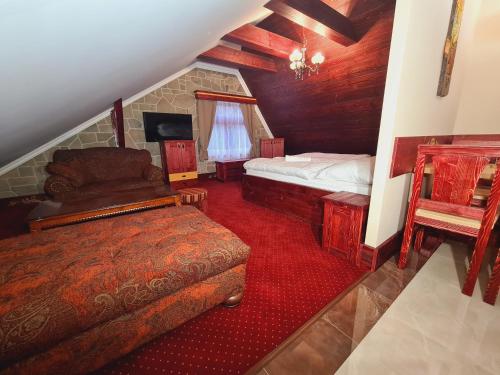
[98,180,365,374]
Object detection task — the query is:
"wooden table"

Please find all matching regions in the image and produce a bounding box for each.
[27,185,180,232]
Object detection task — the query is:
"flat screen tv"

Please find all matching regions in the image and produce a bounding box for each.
[143,112,193,142]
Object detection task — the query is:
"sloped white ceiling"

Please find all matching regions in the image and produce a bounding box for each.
[0,0,269,166]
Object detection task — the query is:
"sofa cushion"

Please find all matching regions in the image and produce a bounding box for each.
[0,206,250,365]
[78,178,162,195]
[52,148,152,183]
[54,178,164,201]
[46,160,86,187]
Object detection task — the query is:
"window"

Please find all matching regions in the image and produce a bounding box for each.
[207,101,251,160]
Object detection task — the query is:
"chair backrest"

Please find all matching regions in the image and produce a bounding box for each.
[431,154,489,205]
[414,145,500,212]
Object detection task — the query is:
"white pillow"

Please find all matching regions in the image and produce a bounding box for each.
[316,156,376,185]
[285,155,311,162]
[297,152,370,160]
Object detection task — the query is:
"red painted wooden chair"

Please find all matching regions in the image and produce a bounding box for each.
[398,145,500,297]
[484,248,500,305]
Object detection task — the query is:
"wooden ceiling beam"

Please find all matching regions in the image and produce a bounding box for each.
[223,24,301,59]
[265,0,358,46]
[198,45,278,73]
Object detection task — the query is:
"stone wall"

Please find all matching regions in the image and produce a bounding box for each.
[0,68,269,198]
[0,125,116,198]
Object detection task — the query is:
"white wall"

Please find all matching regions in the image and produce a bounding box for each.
[454,0,500,134]
[0,0,269,167]
[365,0,482,247]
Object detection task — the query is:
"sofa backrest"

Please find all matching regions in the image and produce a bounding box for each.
[52,147,153,183]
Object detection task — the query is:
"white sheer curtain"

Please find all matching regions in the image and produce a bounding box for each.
[207,101,252,160]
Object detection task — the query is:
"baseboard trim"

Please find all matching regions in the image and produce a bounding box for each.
[359,231,403,271]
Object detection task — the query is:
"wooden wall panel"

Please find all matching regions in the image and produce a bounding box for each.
[390,136,454,177]
[240,0,395,156]
[390,134,500,177]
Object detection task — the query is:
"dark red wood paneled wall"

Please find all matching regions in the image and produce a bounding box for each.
[241,0,395,155]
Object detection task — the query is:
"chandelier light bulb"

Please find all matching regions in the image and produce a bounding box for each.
[311,52,325,65]
[289,49,302,62]
[289,46,325,79]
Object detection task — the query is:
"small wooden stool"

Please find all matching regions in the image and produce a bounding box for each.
[178,187,208,213]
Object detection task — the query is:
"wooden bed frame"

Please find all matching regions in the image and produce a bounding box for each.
[242,174,329,238]
[242,174,402,271]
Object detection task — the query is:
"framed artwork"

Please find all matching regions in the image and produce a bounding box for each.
[437,0,465,97]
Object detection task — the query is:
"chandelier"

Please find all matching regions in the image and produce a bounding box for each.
[289,45,325,80]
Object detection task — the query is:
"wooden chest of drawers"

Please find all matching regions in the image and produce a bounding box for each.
[215,159,249,182]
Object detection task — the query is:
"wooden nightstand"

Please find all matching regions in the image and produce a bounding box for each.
[215,159,249,182]
[321,192,370,266]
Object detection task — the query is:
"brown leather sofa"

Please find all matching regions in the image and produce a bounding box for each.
[44,147,164,201]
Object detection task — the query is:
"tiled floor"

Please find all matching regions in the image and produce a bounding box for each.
[337,242,499,375]
[250,241,499,375]
[248,251,429,374]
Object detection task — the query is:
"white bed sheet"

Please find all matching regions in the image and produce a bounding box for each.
[245,169,372,195]
[243,154,370,181]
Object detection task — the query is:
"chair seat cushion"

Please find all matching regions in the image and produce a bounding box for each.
[0,206,249,366]
[415,208,482,229]
[415,208,499,237]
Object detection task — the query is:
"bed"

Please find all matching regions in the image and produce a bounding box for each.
[242,153,375,236]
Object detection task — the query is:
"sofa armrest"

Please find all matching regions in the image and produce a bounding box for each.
[143,164,164,182]
[44,175,76,197]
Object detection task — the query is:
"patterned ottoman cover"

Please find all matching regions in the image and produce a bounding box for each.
[0,205,249,374]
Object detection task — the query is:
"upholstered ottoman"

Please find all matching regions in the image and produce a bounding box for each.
[178,187,208,213]
[0,206,249,375]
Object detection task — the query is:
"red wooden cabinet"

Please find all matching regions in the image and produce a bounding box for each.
[163,141,183,173]
[322,192,370,265]
[182,141,197,172]
[260,138,284,158]
[215,159,249,182]
[160,140,198,189]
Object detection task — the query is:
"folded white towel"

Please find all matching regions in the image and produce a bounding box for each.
[285,155,311,162]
